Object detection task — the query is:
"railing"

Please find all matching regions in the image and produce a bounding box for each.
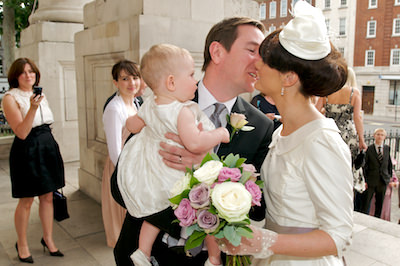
[364,129,400,170]
[0,124,13,136]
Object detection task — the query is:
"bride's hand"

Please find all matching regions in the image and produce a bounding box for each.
[218,225,277,259]
[159,131,206,171]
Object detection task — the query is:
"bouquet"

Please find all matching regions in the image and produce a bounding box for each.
[169,153,263,266]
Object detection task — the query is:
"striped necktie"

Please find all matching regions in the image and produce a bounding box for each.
[378,146,383,162]
[209,103,226,152]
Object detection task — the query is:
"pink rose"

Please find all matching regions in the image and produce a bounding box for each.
[245,180,262,206]
[242,163,260,181]
[189,183,210,209]
[218,167,242,183]
[174,199,196,227]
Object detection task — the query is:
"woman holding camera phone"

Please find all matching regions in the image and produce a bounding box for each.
[2,58,65,263]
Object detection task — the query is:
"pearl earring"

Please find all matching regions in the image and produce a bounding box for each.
[281,87,284,96]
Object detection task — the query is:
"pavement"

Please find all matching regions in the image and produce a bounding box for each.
[0,159,400,265]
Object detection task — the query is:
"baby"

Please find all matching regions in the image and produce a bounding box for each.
[117,44,229,266]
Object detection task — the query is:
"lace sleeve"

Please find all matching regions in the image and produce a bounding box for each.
[219,226,277,259]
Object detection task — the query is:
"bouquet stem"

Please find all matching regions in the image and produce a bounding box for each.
[226,255,252,266]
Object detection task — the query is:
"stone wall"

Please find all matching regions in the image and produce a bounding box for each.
[75,0,260,202]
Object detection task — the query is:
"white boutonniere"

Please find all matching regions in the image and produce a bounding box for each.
[227,113,255,141]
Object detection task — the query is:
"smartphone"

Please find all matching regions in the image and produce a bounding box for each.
[33,86,42,96]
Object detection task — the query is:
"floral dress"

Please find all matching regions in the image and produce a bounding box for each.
[325,88,365,192]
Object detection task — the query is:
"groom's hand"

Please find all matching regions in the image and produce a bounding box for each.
[159,131,206,171]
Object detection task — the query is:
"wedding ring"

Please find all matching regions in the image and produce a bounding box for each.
[179,155,182,164]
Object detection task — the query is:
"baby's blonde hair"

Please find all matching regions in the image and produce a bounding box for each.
[140,44,192,91]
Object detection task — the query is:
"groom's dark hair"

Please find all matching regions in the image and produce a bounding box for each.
[202,17,265,71]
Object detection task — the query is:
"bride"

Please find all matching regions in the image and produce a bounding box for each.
[219,2,353,265]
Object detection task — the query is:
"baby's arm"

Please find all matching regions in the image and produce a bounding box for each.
[138,221,160,258]
[126,114,145,134]
[177,107,229,154]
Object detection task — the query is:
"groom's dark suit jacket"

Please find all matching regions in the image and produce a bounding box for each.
[112,94,273,266]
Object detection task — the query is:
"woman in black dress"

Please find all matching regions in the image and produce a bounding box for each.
[2,58,65,263]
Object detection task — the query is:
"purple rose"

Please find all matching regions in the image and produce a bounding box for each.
[245,180,262,206]
[189,183,210,208]
[174,199,196,227]
[197,209,220,233]
[218,167,242,183]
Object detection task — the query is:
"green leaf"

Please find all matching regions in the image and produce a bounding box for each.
[224,154,240,168]
[186,223,201,236]
[184,231,207,251]
[169,189,190,205]
[239,171,251,184]
[200,153,214,166]
[223,225,242,247]
[255,180,264,188]
[208,204,217,214]
[211,153,220,161]
[189,175,200,188]
[236,158,247,167]
[228,219,250,226]
[236,227,254,239]
[211,220,226,237]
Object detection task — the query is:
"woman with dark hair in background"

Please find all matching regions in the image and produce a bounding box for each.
[101,60,142,247]
[2,58,65,263]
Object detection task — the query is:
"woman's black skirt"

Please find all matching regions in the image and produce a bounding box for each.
[9,124,65,198]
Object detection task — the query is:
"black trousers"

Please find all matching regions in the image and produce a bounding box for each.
[360,179,387,218]
[113,211,208,266]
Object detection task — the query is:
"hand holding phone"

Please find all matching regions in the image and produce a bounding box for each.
[33,86,42,96]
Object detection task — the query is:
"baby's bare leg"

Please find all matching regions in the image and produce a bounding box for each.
[139,221,160,258]
[205,235,222,265]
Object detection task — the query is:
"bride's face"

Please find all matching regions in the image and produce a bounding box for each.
[254,59,281,97]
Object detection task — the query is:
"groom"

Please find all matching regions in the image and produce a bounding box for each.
[113,17,274,266]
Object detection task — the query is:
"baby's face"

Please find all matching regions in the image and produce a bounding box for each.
[173,56,197,102]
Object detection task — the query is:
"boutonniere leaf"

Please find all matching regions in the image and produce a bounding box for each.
[227,113,255,141]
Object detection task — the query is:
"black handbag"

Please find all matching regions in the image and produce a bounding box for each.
[354,150,366,170]
[53,189,70,221]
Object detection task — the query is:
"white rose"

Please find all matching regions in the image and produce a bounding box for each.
[194,160,223,185]
[211,182,252,223]
[170,173,191,198]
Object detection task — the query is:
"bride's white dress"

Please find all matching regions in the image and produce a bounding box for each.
[117,98,214,218]
[254,118,353,265]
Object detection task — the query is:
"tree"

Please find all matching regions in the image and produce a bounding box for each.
[0,0,36,73]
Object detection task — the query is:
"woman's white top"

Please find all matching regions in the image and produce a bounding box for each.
[261,118,353,266]
[117,98,215,218]
[103,94,136,166]
[3,88,54,127]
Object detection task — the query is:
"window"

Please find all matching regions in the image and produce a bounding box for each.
[391,49,400,65]
[389,80,400,105]
[338,47,345,56]
[260,3,266,20]
[393,18,400,36]
[280,0,288,17]
[340,0,347,6]
[269,1,276,19]
[325,19,330,33]
[325,0,331,9]
[367,20,377,38]
[365,50,375,66]
[339,18,346,36]
[269,25,277,34]
[369,0,377,8]
[396,0,400,6]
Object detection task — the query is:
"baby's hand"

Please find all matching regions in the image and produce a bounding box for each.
[220,128,230,143]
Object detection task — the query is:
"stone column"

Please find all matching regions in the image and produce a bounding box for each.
[75,0,260,202]
[16,0,91,163]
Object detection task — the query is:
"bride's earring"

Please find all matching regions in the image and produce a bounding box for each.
[281,87,285,96]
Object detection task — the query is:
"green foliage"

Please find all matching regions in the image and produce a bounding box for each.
[0,0,36,46]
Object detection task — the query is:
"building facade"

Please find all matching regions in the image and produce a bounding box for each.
[353,0,400,118]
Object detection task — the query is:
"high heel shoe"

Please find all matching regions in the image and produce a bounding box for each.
[40,238,64,257]
[15,242,34,264]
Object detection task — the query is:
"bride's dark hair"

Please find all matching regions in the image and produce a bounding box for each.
[259,29,348,97]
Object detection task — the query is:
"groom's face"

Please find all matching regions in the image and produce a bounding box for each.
[222,25,264,95]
